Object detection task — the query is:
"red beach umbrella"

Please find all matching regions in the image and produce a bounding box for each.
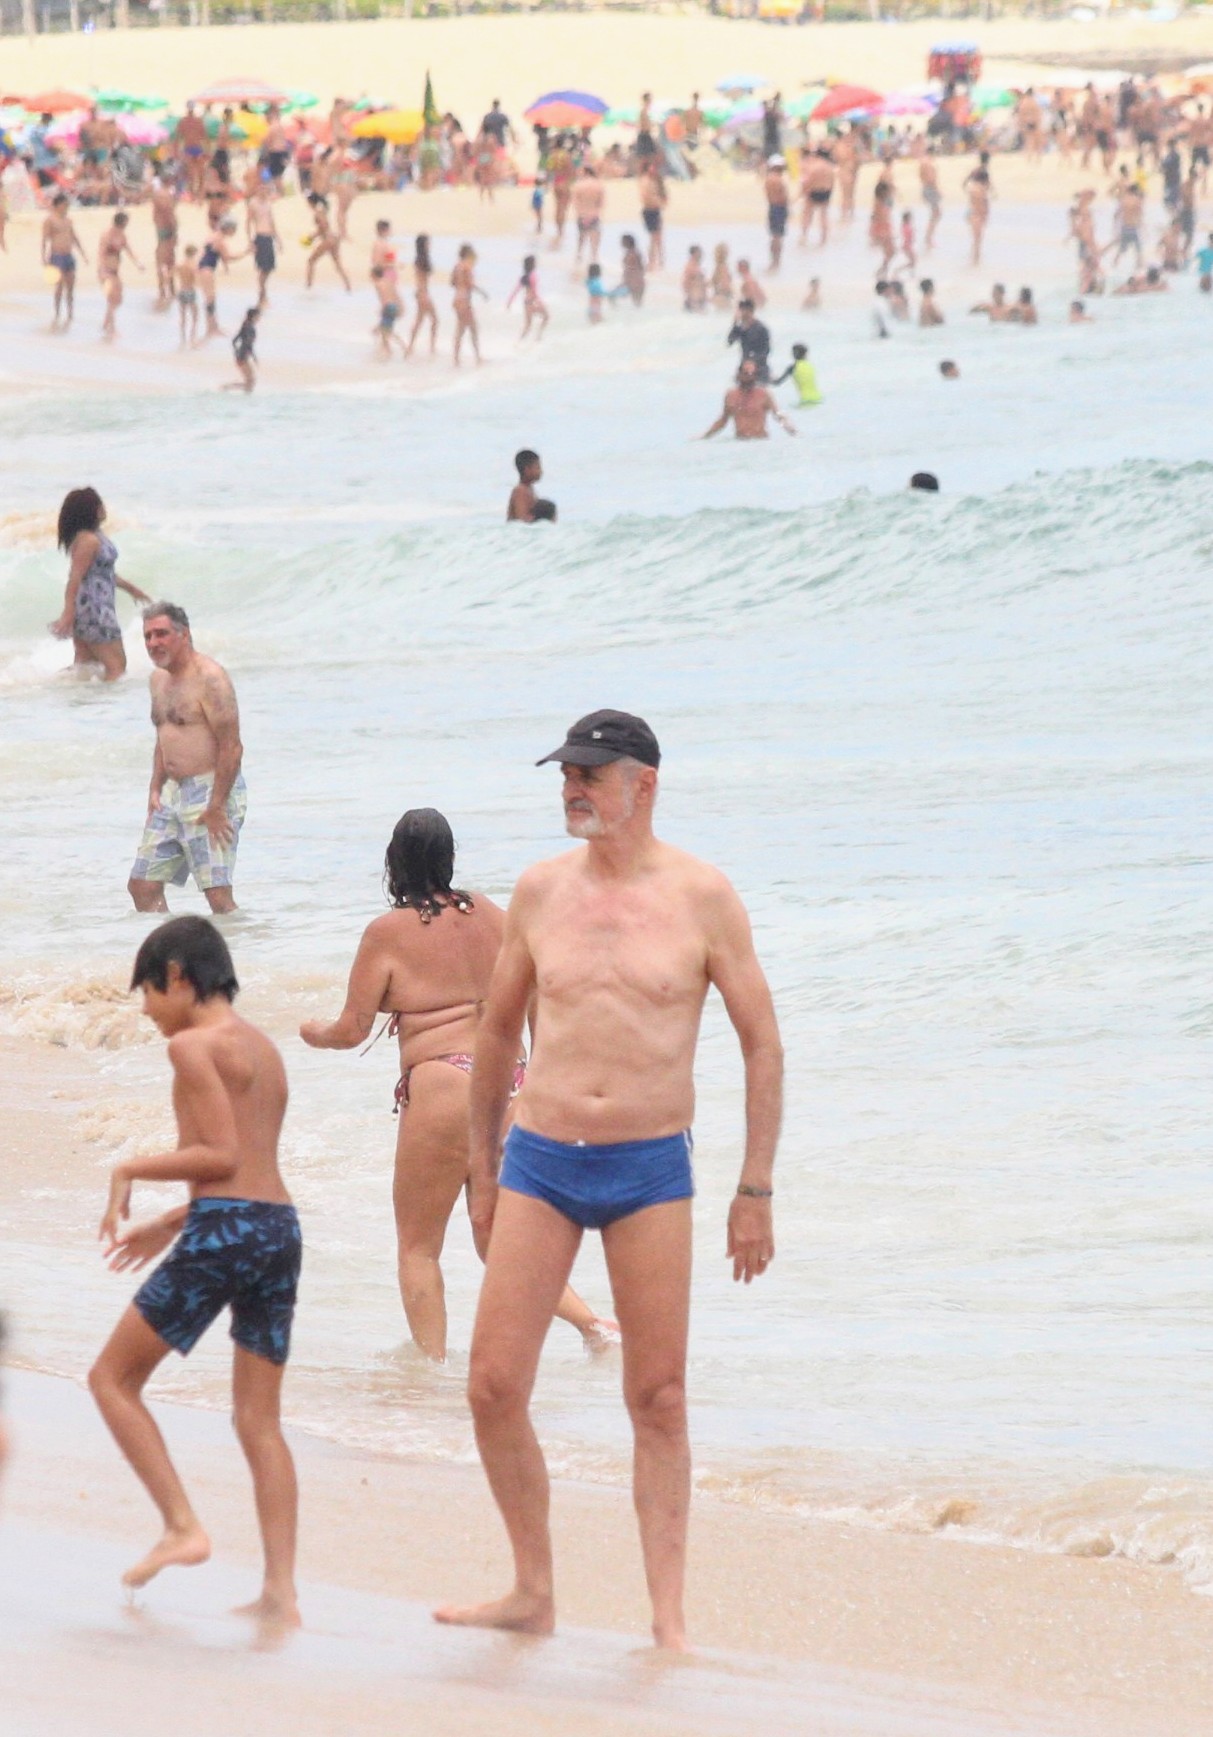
[23,88,90,114]
[811,84,884,121]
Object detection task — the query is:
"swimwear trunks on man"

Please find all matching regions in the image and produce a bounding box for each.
[642,208,662,235]
[134,1197,301,1365]
[498,1126,694,1232]
[379,300,401,331]
[131,772,247,891]
[254,234,276,276]
[264,150,289,182]
[768,203,789,236]
[50,251,75,275]
[810,188,832,207]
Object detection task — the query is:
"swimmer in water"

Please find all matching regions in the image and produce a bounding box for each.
[802,276,821,311]
[700,359,797,440]
[770,342,821,406]
[939,359,959,379]
[918,278,944,326]
[506,254,549,339]
[682,245,708,311]
[507,449,547,522]
[1069,299,1094,322]
[620,234,646,306]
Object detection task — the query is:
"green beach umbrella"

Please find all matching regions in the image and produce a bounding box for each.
[94,89,168,112]
[603,104,638,126]
[972,85,1015,112]
[284,90,318,112]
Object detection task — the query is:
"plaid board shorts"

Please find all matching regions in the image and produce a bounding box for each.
[131,772,247,890]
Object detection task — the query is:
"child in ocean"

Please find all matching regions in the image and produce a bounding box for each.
[371,265,407,359]
[89,917,302,1627]
[176,245,199,348]
[772,343,822,407]
[224,306,259,393]
[682,245,708,312]
[531,171,546,235]
[506,254,549,339]
[619,234,646,306]
[586,262,628,323]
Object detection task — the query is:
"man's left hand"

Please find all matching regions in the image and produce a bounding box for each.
[727,1194,774,1284]
[201,804,233,846]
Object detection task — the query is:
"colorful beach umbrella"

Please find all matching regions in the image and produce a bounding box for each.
[811,84,883,121]
[524,90,609,129]
[878,92,938,117]
[189,77,290,107]
[971,85,1015,112]
[351,108,424,145]
[23,88,89,114]
[93,89,167,113]
[117,114,168,145]
[785,87,828,120]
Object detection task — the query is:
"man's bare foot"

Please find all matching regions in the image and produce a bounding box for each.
[122,1523,210,1588]
[232,1588,301,1630]
[433,1589,554,1634]
[582,1316,621,1354]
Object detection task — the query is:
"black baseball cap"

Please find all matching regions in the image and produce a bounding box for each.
[536,709,661,769]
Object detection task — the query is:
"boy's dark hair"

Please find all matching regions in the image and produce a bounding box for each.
[131,916,239,1002]
[792,343,807,358]
[515,449,539,477]
[910,471,940,493]
[532,499,556,521]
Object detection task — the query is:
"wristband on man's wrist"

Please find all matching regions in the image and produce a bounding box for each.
[736,1183,773,1199]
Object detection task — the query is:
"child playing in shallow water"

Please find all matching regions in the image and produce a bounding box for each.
[89,917,302,1629]
[176,246,199,347]
[682,245,708,311]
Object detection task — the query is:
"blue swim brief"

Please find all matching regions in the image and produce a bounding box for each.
[134,1198,301,1366]
[499,1126,694,1231]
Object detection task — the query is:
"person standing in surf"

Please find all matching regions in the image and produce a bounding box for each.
[49,488,151,682]
[300,808,615,1361]
[434,711,781,1650]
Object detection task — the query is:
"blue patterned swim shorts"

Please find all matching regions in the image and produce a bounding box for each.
[134,1197,302,1366]
[130,772,247,891]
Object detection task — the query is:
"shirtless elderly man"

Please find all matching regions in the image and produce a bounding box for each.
[436,710,782,1650]
[702,359,796,441]
[128,603,246,915]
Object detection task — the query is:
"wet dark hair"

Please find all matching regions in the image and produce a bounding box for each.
[131,915,239,1002]
[910,471,940,493]
[57,487,103,550]
[384,809,474,922]
[415,234,432,272]
[515,448,539,476]
[532,499,556,522]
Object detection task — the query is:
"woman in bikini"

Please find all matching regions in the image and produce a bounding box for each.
[300,808,616,1363]
[451,242,486,365]
[98,212,142,343]
[405,234,438,356]
[304,192,352,291]
[196,219,244,344]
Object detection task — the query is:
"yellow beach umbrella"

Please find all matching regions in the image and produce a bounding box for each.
[234,107,269,143]
[351,108,425,145]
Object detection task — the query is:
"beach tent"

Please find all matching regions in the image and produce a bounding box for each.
[812,85,883,120]
[927,41,982,83]
[524,91,609,129]
[189,77,290,108]
[351,109,425,144]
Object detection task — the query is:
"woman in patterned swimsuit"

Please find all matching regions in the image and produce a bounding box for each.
[301,807,617,1362]
[49,487,150,681]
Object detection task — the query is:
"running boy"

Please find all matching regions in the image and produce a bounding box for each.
[89,917,302,1626]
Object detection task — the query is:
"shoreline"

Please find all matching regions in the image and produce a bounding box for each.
[7,1363,1213,1736]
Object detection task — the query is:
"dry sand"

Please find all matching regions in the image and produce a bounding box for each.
[5,1034,1213,1735]
[1,12,1212,120]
